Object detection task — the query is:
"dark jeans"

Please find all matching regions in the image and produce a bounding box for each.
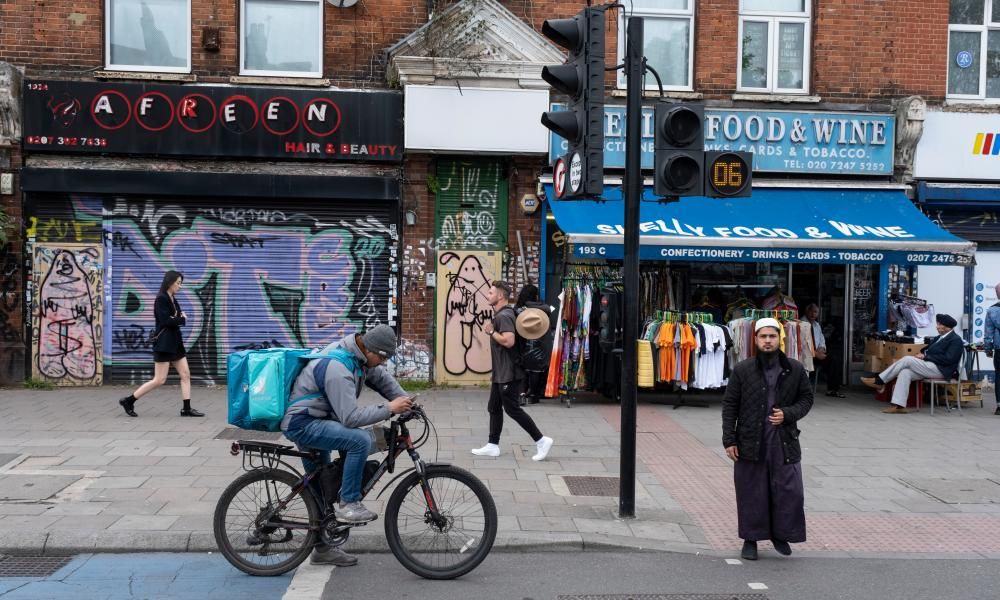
[488,381,543,445]
[523,370,546,399]
[284,416,375,503]
[812,354,841,392]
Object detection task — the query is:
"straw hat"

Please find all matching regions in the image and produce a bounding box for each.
[515,308,550,340]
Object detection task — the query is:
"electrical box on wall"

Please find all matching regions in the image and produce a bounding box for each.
[0,173,12,195]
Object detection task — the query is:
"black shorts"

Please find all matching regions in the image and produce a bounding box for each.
[153,347,187,363]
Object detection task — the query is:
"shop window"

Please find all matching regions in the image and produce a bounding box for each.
[737,0,810,94]
[106,0,191,73]
[617,1,694,91]
[241,0,323,78]
[947,0,1000,100]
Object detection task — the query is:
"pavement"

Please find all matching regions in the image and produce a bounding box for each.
[1,384,1000,559]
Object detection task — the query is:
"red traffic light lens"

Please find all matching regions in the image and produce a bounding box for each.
[664,107,702,146]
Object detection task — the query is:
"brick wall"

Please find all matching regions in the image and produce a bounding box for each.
[1,145,25,384]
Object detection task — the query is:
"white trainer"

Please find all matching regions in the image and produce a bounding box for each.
[471,443,500,457]
[532,436,554,461]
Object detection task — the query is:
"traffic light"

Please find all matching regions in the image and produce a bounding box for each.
[654,102,704,198]
[541,7,605,199]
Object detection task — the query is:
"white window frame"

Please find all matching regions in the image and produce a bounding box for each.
[616,1,695,91]
[947,1,1000,102]
[240,0,324,78]
[105,0,192,73]
[737,1,811,94]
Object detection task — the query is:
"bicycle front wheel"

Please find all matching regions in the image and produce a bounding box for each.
[213,468,320,577]
[384,464,497,580]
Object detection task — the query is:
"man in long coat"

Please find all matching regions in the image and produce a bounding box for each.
[722,317,814,561]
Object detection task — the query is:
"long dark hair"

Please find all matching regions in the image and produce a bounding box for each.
[159,270,184,295]
[516,284,539,308]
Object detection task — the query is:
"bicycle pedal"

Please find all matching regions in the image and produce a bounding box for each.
[335,516,377,525]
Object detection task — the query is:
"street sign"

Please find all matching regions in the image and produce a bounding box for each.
[569,152,583,194]
[554,157,566,199]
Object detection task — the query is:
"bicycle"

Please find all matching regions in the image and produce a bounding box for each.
[213,404,497,580]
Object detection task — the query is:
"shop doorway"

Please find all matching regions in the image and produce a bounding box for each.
[790,263,849,388]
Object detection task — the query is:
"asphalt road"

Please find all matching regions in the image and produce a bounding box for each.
[1,551,997,600]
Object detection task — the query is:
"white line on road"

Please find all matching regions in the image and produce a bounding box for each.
[748,582,769,590]
[282,561,335,600]
[725,559,742,565]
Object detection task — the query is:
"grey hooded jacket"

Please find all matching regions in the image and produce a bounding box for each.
[280,334,405,431]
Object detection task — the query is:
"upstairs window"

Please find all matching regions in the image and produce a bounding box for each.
[948,0,1000,100]
[106,0,191,72]
[738,0,810,94]
[241,0,324,77]
[618,1,694,91]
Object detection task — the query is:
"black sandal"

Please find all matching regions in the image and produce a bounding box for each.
[826,391,847,398]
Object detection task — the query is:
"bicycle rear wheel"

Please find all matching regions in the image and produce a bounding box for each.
[384,464,497,580]
[213,468,320,577]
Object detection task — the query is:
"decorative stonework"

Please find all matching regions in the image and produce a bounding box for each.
[0,62,22,145]
[894,96,926,181]
[387,0,563,89]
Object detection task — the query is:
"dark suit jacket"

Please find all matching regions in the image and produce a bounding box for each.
[152,293,186,354]
[923,331,964,380]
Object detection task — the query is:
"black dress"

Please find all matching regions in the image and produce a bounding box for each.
[152,293,187,363]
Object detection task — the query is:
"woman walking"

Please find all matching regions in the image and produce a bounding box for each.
[118,270,203,417]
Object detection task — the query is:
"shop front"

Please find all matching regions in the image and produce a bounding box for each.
[913,111,1000,379]
[540,105,975,398]
[19,80,403,386]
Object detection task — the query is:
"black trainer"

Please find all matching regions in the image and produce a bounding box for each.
[741,540,758,561]
[773,540,792,556]
[180,407,204,417]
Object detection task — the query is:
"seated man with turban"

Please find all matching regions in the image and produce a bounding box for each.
[862,314,964,414]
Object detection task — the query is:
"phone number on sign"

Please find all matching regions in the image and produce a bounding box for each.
[25,135,108,147]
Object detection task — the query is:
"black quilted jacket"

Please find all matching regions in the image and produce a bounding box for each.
[721,352,814,464]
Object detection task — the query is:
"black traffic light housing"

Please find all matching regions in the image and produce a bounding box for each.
[541,7,605,199]
[654,102,704,198]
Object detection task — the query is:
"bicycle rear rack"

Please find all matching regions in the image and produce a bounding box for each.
[231,440,318,472]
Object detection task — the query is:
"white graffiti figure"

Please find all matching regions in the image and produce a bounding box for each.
[38,250,99,380]
[440,252,493,375]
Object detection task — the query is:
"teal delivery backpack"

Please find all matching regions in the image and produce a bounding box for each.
[227,347,362,432]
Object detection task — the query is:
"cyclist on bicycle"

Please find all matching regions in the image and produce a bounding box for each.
[281,324,412,566]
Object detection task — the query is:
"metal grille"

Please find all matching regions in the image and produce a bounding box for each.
[434,158,508,249]
[563,475,621,497]
[558,595,768,600]
[214,428,284,441]
[97,194,399,386]
[0,555,72,577]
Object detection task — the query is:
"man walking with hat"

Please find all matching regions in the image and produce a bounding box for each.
[723,317,813,561]
[471,280,554,461]
[862,313,964,414]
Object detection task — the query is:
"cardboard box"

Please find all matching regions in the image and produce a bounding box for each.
[943,382,983,404]
[886,342,925,361]
[863,355,883,373]
[864,339,886,359]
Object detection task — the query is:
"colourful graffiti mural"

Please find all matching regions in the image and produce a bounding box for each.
[434,250,499,384]
[31,244,104,385]
[20,194,399,386]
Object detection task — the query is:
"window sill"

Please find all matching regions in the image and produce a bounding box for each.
[732,93,820,104]
[610,89,702,100]
[230,75,331,87]
[95,70,197,83]
[944,99,1000,111]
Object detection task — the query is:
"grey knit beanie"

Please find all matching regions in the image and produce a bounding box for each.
[362,324,398,359]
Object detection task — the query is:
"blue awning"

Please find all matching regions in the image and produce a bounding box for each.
[546,187,976,266]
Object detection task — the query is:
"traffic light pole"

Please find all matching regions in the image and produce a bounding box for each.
[619,16,643,520]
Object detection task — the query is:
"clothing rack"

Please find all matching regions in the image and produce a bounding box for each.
[890,292,928,307]
[742,308,799,321]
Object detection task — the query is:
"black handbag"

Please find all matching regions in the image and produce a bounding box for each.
[147,328,163,345]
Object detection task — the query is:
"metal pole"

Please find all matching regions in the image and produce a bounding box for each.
[619,16,643,519]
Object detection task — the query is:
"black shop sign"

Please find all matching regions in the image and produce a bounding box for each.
[22,80,402,162]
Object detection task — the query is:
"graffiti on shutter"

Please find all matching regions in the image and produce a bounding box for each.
[434,159,507,250]
[434,250,500,384]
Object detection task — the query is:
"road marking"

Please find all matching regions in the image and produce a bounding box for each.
[748,582,769,590]
[282,561,334,600]
[725,558,742,565]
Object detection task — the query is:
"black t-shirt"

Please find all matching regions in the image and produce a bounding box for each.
[491,306,522,384]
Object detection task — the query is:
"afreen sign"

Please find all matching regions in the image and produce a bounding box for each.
[548,105,895,175]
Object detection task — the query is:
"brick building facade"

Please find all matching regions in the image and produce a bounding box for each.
[0,0,986,387]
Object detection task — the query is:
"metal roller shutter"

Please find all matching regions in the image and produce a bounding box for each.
[108,195,399,385]
[434,158,508,250]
